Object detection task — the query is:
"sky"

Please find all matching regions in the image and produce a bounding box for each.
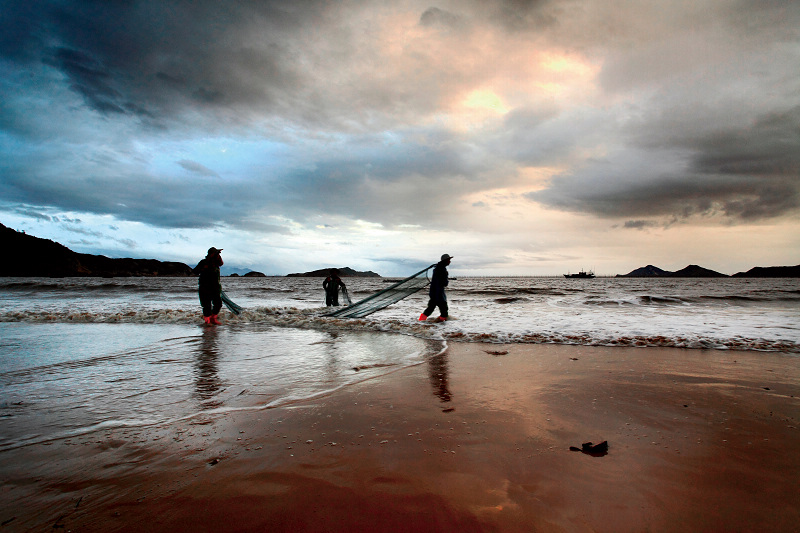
[1,0,799,276]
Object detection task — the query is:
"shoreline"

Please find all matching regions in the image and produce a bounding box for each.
[1,342,799,531]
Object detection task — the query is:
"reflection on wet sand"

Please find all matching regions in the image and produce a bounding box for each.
[427,349,452,409]
[194,327,222,408]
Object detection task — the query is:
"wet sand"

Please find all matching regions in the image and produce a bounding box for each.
[1,343,799,532]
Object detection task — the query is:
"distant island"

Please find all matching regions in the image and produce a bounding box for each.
[1,223,193,277]
[2,222,796,278]
[617,264,800,278]
[287,267,381,278]
[731,265,800,278]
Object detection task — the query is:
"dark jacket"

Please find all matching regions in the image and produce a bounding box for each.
[429,262,449,301]
[323,275,345,294]
[194,258,221,292]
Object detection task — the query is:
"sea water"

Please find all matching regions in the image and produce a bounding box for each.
[1,276,798,450]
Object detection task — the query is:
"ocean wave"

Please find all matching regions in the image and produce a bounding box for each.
[579,294,798,306]
[1,306,797,353]
[689,294,800,303]
[0,280,174,293]
[580,297,644,306]
[465,287,573,296]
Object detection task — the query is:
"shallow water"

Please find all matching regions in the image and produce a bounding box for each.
[1,275,798,450]
[0,322,443,451]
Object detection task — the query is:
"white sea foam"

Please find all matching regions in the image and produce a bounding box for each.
[1,276,798,352]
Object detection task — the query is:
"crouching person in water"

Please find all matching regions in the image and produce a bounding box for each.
[420,254,452,322]
[323,269,346,306]
[194,247,224,325]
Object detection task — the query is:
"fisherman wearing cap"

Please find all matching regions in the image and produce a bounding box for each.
[323,268,347,306]
[419,254,452,322]
[194,247,224,325]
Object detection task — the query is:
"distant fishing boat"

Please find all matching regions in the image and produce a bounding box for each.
[564,269,595,279]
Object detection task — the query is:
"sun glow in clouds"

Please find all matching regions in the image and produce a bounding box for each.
[540,52,596,77]
[463,89,510,114]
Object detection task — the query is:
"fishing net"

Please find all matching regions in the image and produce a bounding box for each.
[341,286,353,305]
[221,289,243,315]
[325,265,434,319]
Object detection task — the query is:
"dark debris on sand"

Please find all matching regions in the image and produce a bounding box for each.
[569,441,609,457]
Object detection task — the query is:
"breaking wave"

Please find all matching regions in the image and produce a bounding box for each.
[1,306,797,353]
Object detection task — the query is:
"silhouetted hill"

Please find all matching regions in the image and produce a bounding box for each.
[287,267,381,277]
[670,264,727,277]
[617,264,727,277]
[617,265,670,277]
[732,265,800,278]
[0,223,193,277]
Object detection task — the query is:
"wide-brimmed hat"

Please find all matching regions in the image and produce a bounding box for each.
[208,247,223,255]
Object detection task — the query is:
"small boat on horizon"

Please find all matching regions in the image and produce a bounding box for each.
[564,269,595,279]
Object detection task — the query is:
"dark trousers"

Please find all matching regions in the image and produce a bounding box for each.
[423,297,448,318]
[325,289,339,306]
[199,288,222,317]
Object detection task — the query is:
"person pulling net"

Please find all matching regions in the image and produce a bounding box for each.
[325,264,435,319]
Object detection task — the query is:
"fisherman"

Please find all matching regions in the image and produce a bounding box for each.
[419,254,452,322]
[323,268,347,306]
[194,247,224,325]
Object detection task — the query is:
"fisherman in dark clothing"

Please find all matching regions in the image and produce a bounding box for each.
[194,247,224,325]
[419,254,452,322]
[323,268,346,306]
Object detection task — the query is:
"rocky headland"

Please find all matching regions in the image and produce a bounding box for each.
[732,265,800,277]
[1,223,194,277]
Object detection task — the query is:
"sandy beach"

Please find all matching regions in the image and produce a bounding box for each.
[1,342,798,532]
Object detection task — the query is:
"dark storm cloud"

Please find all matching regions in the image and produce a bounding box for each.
[530,114,800,218]
[530,166,798,223]
[689,106,800,179]
[44,46,143,116]
[2,0,799,239]
[0,0,487,147]
[1,0,318,124]
[530,101,800,223]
